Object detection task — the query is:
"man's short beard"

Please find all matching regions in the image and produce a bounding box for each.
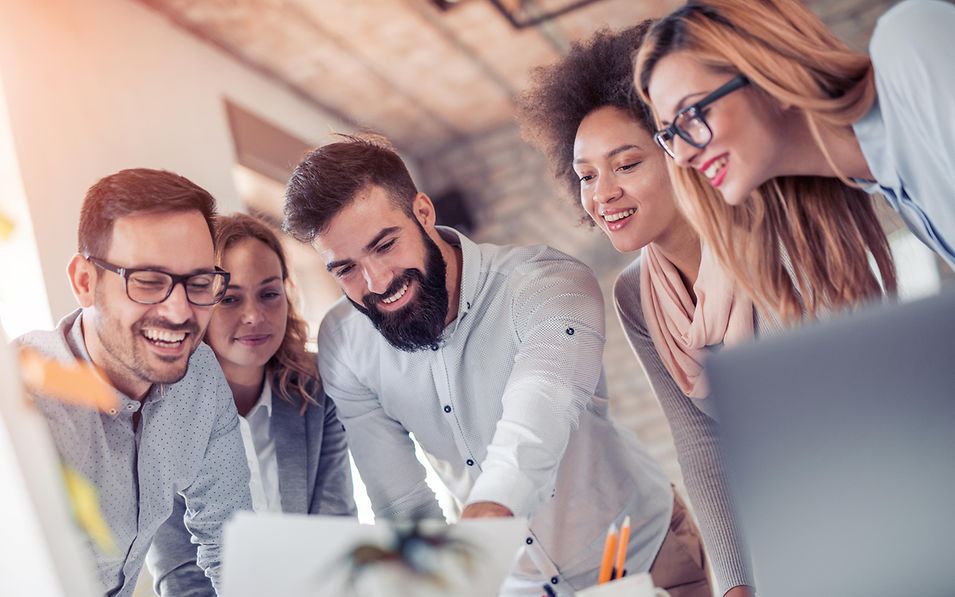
[349,225,449,352]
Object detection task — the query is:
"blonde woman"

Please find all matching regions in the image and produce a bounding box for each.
[147,213,356,595]
[519,24,759,597]
[631,0,937,321]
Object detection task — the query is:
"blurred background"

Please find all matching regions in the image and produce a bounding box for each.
[0,0,951,594]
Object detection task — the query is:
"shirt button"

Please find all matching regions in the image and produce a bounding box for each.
[108,408,117,415]
[431,344,439,351]
[466,459,474,466]
[565,327,575,336]
[525,537,533,545]
[126,403,136,410]
[551,576,559,585]
[443,405,452,413]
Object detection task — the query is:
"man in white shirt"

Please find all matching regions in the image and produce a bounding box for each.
[283,135,709,596]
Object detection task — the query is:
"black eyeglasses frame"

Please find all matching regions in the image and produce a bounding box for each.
[654,75,750,159]
[85,256,230,306]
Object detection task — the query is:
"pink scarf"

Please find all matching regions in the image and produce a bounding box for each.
[639,243,754,399]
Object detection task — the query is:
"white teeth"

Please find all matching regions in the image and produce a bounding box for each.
[143,329,186,343]
[381,281,409,305]
[603,208,637,223]
[704,156,728,180]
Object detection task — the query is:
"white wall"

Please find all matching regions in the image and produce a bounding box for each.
[0,0,351,324]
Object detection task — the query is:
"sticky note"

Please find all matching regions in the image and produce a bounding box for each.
[18,348,119,412]
[0,211,13,241]
[62,465,116,555]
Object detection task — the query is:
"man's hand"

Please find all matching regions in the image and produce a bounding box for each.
[461,501,513,519]
[724,585,756,597]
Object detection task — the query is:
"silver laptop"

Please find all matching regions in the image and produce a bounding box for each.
[707,288,955,597]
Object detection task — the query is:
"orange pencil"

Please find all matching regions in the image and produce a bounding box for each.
[597,522,618,585]
[613,515,631,580]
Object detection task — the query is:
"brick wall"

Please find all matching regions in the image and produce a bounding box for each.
[414,0,911,490]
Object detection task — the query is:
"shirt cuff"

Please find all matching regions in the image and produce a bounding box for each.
[466,465,542,518]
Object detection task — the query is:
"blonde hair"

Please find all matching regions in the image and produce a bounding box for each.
[215,213,318,414]
[635,0,896,322]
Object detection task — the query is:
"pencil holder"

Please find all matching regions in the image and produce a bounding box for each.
[575,572,670,597]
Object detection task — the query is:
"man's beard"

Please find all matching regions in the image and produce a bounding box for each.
[91,286,200,388]
[349,227,449,352]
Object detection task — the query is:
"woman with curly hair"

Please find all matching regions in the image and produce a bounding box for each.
[147,213,356,595]
[518,23,755,597]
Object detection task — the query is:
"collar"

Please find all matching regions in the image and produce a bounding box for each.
[436,226,482,333]
[852,93,901,201]
[246,381,274,419]
[66,310,150,417]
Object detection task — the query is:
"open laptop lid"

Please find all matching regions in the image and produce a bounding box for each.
[707,288,955,597]
[223,513,526,597]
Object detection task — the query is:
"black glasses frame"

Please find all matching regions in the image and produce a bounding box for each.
[86,256,230,306]
[654,75,750,159]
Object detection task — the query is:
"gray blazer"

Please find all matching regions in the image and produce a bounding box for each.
[146,379,357,596]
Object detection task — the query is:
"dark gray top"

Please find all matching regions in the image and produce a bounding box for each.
[613,257,756,596]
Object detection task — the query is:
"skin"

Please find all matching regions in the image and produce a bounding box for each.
[573,105,700,291]
[67,210,216,401]
[205,238,288,416]
[313,183,509,519]
[646,51,873,207]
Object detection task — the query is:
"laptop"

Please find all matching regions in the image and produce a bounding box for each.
[707,288,955,597]
[222,513,527,597]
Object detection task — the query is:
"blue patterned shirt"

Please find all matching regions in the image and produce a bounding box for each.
[16,310,252,596]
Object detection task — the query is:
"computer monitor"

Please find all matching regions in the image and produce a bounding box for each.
[707,288,955,597]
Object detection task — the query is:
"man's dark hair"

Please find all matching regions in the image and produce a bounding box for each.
[283,134,418,243]
[516,23,655,225]
[78,168,217,258]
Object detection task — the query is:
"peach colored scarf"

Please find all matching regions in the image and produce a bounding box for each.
[639,243,754,399]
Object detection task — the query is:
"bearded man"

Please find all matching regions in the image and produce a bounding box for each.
[283,136,685,596]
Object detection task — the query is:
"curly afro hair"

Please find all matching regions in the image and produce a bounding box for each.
[517,23,655,225]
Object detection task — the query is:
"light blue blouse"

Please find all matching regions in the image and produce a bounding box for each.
[853,0,955,269]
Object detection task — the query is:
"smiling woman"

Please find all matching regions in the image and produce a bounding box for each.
[517,24,760,597]
[146,212,357,596]
[634,0,900,322]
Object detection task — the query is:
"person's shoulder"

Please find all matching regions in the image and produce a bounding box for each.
[14,327,59,352]
[489,242,599,293]
[187,341,221,372]
[612,256,644,312]
[14,312,79,358]
[319,295,366,336]
[870,1,955,73]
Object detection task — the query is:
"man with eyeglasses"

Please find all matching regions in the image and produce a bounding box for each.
[15,168,252,597]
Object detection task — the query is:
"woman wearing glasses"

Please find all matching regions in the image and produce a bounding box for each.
[519,24,755,597]
[633,0,924,322]
[147,213,356,595]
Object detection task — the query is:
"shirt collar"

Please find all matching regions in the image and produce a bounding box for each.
[852,93,901,198]
[66,310,150,414]
[247,381,273,419]
[436,226,482,330]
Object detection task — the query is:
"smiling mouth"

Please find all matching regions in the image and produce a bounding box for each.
[235,334,271,345]
[142,328,188,349]
[602,208,637,223]
[380,280,410,305]
[701,154,728,186]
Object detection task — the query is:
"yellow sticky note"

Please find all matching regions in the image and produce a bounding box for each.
[62,465,116,555]
[18,348,119,412]
[0,211,13,241]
